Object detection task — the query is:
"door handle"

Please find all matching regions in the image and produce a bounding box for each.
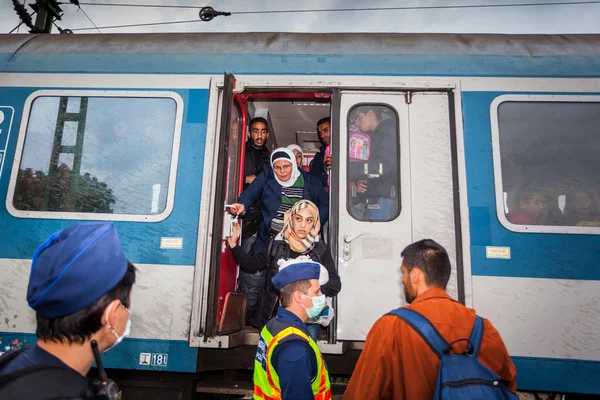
[342,232,363,261]
[344,232,364,243]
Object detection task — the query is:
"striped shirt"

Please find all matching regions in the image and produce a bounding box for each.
[270,174,305,234]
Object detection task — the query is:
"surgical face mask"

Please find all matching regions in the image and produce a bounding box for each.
[104,302,131,353]
[301,294,326,319]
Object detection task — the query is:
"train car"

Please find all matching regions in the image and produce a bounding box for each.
[0,33,598,398]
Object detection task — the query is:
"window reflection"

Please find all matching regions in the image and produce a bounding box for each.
[13,96,177,215]
[498,101,600,228]
[347,104,400,221]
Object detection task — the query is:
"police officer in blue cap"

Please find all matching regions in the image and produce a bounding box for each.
[253,257,332,399]
[0,222,136,400]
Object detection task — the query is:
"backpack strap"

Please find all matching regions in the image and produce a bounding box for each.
[469,315,485,358]
[387,308,448,358]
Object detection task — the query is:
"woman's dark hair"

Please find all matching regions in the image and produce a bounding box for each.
[36,261,137,344]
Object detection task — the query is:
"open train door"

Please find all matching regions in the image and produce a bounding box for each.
[203,73,248,339]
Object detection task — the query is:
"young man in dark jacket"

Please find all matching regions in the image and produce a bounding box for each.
[242,117,272,250]
[309,117,331,190]
[238,117,271,318]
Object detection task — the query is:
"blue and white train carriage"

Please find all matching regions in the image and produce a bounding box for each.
[0,33,598,397]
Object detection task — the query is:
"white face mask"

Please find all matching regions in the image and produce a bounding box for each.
[103,301,131,353]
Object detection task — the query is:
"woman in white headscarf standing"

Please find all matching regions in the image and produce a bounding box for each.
[287,144,304,168]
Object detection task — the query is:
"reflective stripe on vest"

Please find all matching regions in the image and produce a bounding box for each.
[253,324,331,400]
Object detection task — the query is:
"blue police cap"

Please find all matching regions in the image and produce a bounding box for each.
[272,259,329,291]
[27,222,128,319]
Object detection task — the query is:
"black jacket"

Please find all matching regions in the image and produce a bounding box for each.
[242,142,270,239]
[231,237,341,328]
[309,144,329,188]
[0,348,88,400]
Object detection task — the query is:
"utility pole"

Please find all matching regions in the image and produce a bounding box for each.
[29,0,64,33]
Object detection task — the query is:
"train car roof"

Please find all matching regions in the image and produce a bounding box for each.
[1,33,600,76]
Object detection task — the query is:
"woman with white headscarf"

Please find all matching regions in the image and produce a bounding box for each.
[287,144,304,168]
[229,147,329,257]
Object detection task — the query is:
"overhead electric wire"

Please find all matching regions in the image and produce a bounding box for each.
[77,5,102,33]
[9,21,25,34]
[79,1,199,8]
[70,19,200,31]
[76,0,600,13]
[67,0,600,32]
[16,0,27,33]
[8,11,38,34]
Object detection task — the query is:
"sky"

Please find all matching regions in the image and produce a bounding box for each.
[1,0,600,35]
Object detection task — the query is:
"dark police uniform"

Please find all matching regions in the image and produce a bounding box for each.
[0,222,129,400]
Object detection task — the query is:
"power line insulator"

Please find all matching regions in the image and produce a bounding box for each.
[12,0,34,26]
[199,6,231,22]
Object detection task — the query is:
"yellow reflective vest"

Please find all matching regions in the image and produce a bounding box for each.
[253,317,331,400]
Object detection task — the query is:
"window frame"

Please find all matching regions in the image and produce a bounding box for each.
[345,101,402,223]
[6,90,184,222]
[490,94,600,235]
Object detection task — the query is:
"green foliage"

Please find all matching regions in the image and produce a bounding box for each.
[13,164,115,213]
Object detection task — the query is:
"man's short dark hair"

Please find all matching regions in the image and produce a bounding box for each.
[317,117,330,129]
[279,279,311,308]
[355,106,383,120]
[249,117,268,132]
[401,239,451,289]
[36,261,137,344]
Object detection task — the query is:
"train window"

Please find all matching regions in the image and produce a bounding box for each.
[494,97,600,232]
[10,93,181,221]
[347,103,400,221]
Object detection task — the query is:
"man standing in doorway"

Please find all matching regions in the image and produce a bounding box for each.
[310,117,332,191]
[239,117,271,321]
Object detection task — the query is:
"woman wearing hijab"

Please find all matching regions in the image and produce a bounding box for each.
[287,144,304,168]
[227,199,341,335]
[229,147,329,256]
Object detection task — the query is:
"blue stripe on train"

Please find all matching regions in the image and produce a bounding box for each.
[513,356,600,394]
[0,332,197,373]
[462,91,600,280]
[0,87,209,266]
[1,53,600,77]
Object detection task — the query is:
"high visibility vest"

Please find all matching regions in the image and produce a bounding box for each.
[253,318,331,400]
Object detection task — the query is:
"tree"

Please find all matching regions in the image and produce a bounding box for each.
[13,164,115,213]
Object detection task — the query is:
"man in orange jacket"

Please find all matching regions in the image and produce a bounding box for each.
[345,239,517,400]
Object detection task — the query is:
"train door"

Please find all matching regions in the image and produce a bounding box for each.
[201,73,248,338]
[335,91,460,341]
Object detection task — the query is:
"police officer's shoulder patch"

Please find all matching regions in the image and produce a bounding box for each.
[255,336,268,371]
